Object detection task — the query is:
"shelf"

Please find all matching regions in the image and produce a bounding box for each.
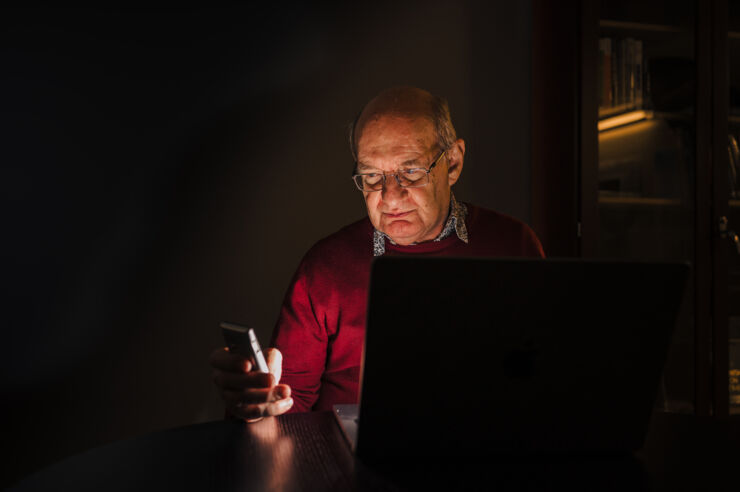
[599,19,686,34]
[729,31,740,40]
[598,195,683,206]
[598,109,693,125]
[598,105,644,120]
[731,199,740,208]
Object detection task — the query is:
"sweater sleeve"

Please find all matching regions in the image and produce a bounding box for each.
[523,225,546,258]
[270,256,328,413]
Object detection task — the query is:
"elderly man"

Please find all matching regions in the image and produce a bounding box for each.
[210,87,544,420]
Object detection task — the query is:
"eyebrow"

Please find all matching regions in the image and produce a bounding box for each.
[356,158,422,172]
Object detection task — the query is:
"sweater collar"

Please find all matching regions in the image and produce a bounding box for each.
[372,193,469,257]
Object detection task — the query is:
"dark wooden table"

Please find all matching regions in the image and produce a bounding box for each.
[11,411,740,491]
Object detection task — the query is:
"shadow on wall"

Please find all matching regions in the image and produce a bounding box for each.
[0,2,532,486]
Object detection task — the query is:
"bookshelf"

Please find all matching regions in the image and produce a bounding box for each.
[729,1,740,414]
[598,195,682,207]
[599,20,685,34]
[532,0,740,418]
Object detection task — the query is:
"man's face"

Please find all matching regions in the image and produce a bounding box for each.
[356,115,455,246]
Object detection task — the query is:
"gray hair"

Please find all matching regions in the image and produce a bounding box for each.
[348,94,457,163]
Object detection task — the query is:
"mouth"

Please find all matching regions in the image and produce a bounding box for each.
[384,211,412,219]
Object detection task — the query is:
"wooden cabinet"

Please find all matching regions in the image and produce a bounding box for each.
[532,0,740,417]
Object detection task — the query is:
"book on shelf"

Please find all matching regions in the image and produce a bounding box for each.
[599,38,612,107]
[729,134,739,200]
[599,36,644,118]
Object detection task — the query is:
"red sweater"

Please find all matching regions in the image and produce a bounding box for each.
[270,204,545,413]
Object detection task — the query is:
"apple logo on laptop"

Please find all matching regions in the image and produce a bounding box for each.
[503,340,538,379]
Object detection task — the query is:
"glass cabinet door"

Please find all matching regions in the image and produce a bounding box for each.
[596,0,696,413]
[727,0,740,415]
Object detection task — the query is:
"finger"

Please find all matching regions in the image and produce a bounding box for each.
[265,348,283,384]
[270,383,291,401]
[263,397,294,417]
[223,387,274,406]
[210,347,252,373]
[223,384,291,408]
[234,398,294,420]
[214,370,274,391]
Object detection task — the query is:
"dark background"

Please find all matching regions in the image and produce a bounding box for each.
[0,3,533,486]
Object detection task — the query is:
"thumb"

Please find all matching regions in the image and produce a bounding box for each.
[265,348,283,385]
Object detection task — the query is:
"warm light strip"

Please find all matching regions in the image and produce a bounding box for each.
[598,110,649,132]
[599,20,683,33]
[599,196,681,206]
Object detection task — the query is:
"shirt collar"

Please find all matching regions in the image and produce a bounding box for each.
[372,193,469,256]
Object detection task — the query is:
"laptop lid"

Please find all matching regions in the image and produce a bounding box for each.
[356,257,689,461]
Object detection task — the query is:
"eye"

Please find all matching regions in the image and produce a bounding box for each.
[401,169,424,181]
[363,173,382,185]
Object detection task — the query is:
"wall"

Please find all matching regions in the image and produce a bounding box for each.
[0,3,532,486]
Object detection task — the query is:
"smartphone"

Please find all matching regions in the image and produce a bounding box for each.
[220,322,269,373]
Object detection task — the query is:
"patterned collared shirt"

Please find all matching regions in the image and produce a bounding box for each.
[372,193,469,256]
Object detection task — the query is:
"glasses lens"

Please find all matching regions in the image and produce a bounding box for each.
[398,169,428,188]
[354,174,384,191]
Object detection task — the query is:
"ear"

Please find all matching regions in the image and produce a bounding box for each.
[446,138,465,186]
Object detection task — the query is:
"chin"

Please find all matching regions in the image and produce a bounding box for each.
[384,226,422,245]
[389,237,417,246]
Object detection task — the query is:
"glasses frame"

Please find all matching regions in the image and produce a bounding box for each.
[351,149,447,192]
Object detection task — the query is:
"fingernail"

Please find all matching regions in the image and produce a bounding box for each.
[280,398,293,409]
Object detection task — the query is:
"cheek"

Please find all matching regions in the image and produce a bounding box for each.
[364,194,380,215]
[409,184,446,226]
[409,188,433,214]
[430,176,449,209]
[430,173,443,199]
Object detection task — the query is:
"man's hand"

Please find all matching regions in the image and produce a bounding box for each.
[210,347,293,421]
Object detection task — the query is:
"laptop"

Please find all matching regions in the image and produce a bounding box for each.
[334,257,688,462]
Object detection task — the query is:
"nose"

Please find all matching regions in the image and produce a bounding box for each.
[381,174,407,204]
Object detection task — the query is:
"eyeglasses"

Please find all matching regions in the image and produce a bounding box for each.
[352,150,446,192]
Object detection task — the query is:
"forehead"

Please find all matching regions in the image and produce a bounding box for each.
[356,115,436,163]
